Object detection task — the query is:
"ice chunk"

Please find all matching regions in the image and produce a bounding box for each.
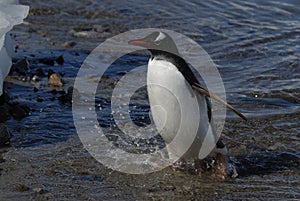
[0,0,29,95]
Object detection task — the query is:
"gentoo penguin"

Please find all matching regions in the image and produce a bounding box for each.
[129,31,246,169]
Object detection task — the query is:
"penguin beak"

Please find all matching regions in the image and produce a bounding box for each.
[128,39,150,47]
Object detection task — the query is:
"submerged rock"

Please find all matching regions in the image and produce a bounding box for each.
[0,92,30,122]
[58,87,80,104]
[9,103,30,120]
[56,55,64,65]
[10,59,30,75]
[0,123,11,147]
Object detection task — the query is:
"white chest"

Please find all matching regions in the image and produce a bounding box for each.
[146,58,215,160]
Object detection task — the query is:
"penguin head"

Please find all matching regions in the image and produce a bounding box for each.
[129,31,179,56]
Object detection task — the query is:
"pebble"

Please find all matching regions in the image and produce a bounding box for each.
[36,97,44,102]
[33,187,45,194]
[31,75,39,82]
[56,55,64,65]
[48,73,63,87]
[62,41,77,48]
[33,87,39,92]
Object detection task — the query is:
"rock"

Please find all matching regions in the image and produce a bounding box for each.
[11,59,30,75]
[68,86,80,100]
[39,58,55,66]
[33,87,39,92]
[0,105,10,122]
[48,73,63,87]
[56,55,64,65]
[50,89,58,94]
[36,97,44,102]
[58,87,79,104]
[0,93,11,122]
[0,92,30,122]
[9,104,30,120]
[33,187,45,194]
[0,123,11,147]
[36,193,54,200]
[47,69,55,77]
[31,75,39,82]
[93,24,111,33]
[35,68,45,77]
[14,184,30,192]
[62,41,77,48]
[0,92,9,105]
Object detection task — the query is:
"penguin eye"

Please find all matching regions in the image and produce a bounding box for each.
[154,40,161,45]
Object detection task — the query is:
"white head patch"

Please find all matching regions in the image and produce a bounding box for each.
[154,32,166,42]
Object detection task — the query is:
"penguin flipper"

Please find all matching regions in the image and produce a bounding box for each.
[192,84,247,121]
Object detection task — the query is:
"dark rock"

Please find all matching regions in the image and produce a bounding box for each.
[35,68,45,77]
[9,104,30,120]
[58,87,80,104]
[58,90,66,95]
[33,187,46,194]
[0,92,9,105]
[0,93,11,122]
[50,89,58,95]
[0,105,10,122]
[56,55,64,65]
[33,87,39,92]
[11,59,30,75]
[0,124,11,147]
[70,87,80,101]
[39,58,55,66]
[47,69,55,78]
[36,97,44,102]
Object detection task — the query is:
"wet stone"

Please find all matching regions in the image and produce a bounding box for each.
[14,184,30,192]
[48,73,63,87]
[31,75,39,82]
[58,87,79,104]
[11,59,30,76]
[33,187,46,194]
[0,124,11,147]
[39,58,55,66]
[62,41,77,48]
[33,87,39,92]
[0,104,11,122]
[35,68,45,77]
[36,97,44,102]
[56,55,64,65]
[9,104,30,120]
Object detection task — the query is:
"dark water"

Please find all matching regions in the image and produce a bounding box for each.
[1,0,299,200]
